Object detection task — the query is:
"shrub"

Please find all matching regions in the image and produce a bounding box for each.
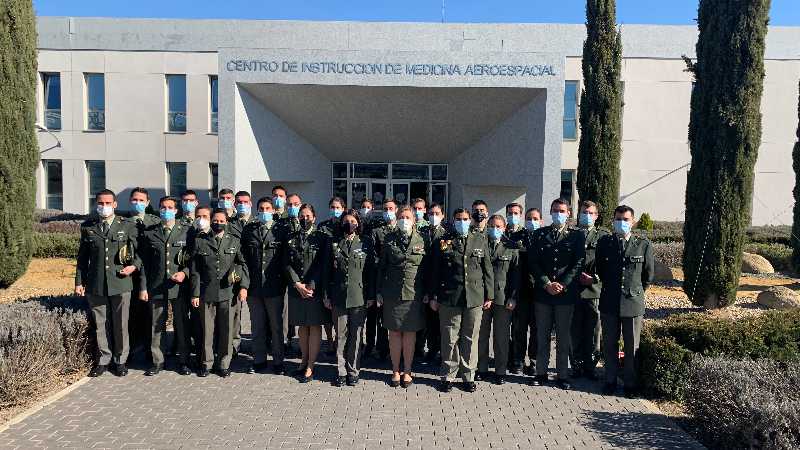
[744,242,793,273]
[685,357,800,450]
[652,242,683,268]
[32,232,79,258]
[33,221,81,234]
[34,209,88,224]
[637,309,800,400]
[637,213,654,231]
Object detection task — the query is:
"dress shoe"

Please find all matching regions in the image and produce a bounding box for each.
[509,364,522,375]
[334,376,346,387]
[401,376,413,389]
[624,387,639,399]
[115,364,128,377]
[523,364,536,376]
[89,365,107,377]
[556,379,572,390]
[529,375,548,386]
[346,375,359,386]
[437,380,453,393]
[218,368,231,378]
[198,367,210,377]
[475,371,489,382]
[494,375,506,385]
[299,373,313,383]
[145,365,162,376]
[273,364,286,375]
[463,381,477,393]
[178,364,192,376]
[291,367,307,377]
[390,377,401,388]
[253,362,268,372]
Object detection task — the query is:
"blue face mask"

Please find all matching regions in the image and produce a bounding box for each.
[487,227,503,241]
[236,203,251,216]
[132,202,147,214]
[273,196,285,209]
[330,209,343,218]
[613,220,632,235]
[579,213,595,228]
[287,205,300,218]
[257,211,273,224]
[384,211,396,222]
[507,214,521,226]
[551,212,568,227]
[525,220,540,231]
[219,199,233,210]
[360,208,371,218]
[160,209,176,222]
[454,219,470,236]
[414,210,425,221]
[181,201,196,213]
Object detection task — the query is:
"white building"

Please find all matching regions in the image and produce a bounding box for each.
[34,17,800,224]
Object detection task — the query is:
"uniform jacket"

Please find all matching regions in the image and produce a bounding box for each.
[317,218,341,239]
[137,221,191,300]
[229,215,256,238]
[596,233,654,318]
[579,227,610,300]
[376,228,426,302]
[420,223,448,296]
[504,225,534,298]
[283,226,327,297]
[432,230,494,308]
[366,223,395,299]
[528,225,586,305]
[488,237,520,306]
[76,216,142,297]
[324,234,371,309]
[189,230,250,303]
[240,220,286,298]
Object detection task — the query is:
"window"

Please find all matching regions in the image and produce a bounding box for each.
[85,73,105,131]
[166,74,187,132]
[209,163,218,199]
[209,75,218,133]
[41,73,61,130]
[86,160,106,208]
[44,160,63,210]
[167,162,187,196]
[560,170,575,208]
[563,81,578,140]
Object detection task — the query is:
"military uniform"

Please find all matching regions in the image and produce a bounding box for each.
[364,222,393,358]
[137,221,192,369]
[570,226,608,376]
[596,232,654,389]
[76,215,142,367]
[317,217,341,239]
[129,213,161,359]
[377,228,426,332]
[324,233,371,378]
[432,230,494,383]
[189,229,250,371]
[477,236,519,377]
[528,225,585,381]
[241,219,287,368]
[505,225,536,372]
[228,214,255,356]
[284,225,330,326]
[416,222,448,358]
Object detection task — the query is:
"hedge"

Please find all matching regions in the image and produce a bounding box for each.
[0,296,91,408]
[646,221,792,246]
[652,240,793,273]
[32,232,79,258]
[637,309,800,400]
[685,357,800,450]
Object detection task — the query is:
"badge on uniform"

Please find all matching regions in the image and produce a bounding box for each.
[412,245,425,254]
[472,248,485,257]
[440,240,452,251]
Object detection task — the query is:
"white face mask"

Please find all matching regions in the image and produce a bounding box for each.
[96,205,114,218]
[397,218,413,234]
[194,217,210,232]
[430,214,442,227]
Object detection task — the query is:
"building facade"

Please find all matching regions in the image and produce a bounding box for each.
[34,17,800,224]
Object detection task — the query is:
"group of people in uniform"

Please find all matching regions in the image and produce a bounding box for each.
[75,184,654,397]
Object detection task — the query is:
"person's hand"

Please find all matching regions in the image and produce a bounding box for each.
[74,285,85,297]
[546,282,564,295]
[170,271,186,283]
[482,300,493,310]
[429,299,440,312]
[579,272,594,286]
[238,288,248,302]
[191,297,200,308]
[119,265,137,277]
[139,290,149,302]
[294,282,307,297]
[553,282,565,294]
[323,298,332,310]
[506,300,516,311]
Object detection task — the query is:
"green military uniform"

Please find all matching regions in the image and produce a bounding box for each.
[596,232,654,389]
[76,215,142,367]
[324,233,371,378]
[241,219,287,368]
[317,217,341,239]
[570,226,609,376]
[416,222,448,357]
[528,224,585,381]
[228,214,255,355]
[284,225,330,326]
[129,213,161,359]
[432,230,494,383]
[505,224,536,372]
[377,228,427,332]
[477,236,519,377]
[415,218,430,230]
[137,220,192,368]
[189,229,250,371]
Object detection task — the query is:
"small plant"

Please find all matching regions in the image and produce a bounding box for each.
[637,212,654,231]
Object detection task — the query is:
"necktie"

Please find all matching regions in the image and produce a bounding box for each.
[102,221,109,234]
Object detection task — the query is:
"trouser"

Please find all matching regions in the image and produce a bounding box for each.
[511,297,536,367]
[231,297,243,353]
[88,293,131,366]
[149,297,191,366]
[128,288,150,357]
[534,302,574,380]
[201,299,233,370]
[334,306,366,377]
[570,298,601,372]
[189,299,203,361]
[439,304,483,382]
[601,314,642,388]
[364,303,389,355]
[477,303,512,375]
[248,295,285,365]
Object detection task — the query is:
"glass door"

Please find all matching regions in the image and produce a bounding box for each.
[349,180,368,209]
[391,182,410,205]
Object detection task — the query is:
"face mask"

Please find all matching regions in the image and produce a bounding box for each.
[430,215,442,227]
[343,222,358,235]
[181,201,196,213]
[454,219,470,236]
[414,210,425,221]
[507,214,521,226]
[219,199,233,210]
[131,201,147,214]
[360,208,371,218]
[273,196,285,209]
[398,218,413,234]
[613,220,632,236]
[525,220,540,231]
[579,213,595,228]
[287,205,300,218]
[487,227,503,241]
[210,222,225,233]
[194,218,210,232]
[257,211,273,224]
[299,217,313,231]
[384,211,396,222]
[236,203,251,216]
[551,212,568,227]
[330,209,343,219]
[160,209,176,222]
[472,211,488,223]
[96,205,114,218]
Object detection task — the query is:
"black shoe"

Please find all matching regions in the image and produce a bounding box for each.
[346,375,359,386]
[89,364,107,377]
[334,376,346,387]
[529,375,548,386]
[390,377,401,388]
[291,367,307,377]
[556,379,572,390]
[602,383,617,395]
[401,377,413,389]
[437,380,453,393]
[249,362,268,374]
[509,364,522,375]
[523,364,536,376]
[145,365,162,376]
[178,364,191,376]
[494,375,506,385]
[218,368,231,378]
[299,373,313,383]
[115,364,128,377]
[198,367,210,377]
[624,387,639,398]
[475,371,489,382]
[463,381,477,393]
[273,364,286,375]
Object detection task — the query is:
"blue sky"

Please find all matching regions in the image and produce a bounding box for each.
[33,0,800,26]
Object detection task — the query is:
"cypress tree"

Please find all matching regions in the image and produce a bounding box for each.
[682,0,771,308]
[791,81,800,272]
[576,0,623,227]
[0,0,38,287]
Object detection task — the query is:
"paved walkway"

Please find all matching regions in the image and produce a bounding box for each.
[0,312,703,449]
